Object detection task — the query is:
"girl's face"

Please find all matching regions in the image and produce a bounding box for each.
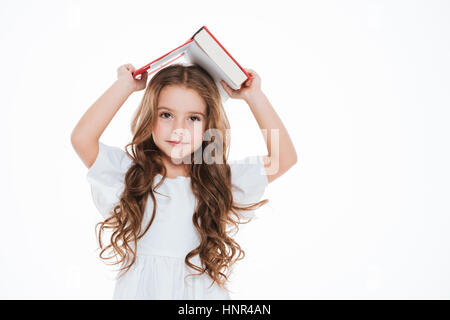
[153,85,207,164]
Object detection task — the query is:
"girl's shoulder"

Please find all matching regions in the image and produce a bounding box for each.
[86,141,133,219]
[228,155,269,204]
[89,141,133,175]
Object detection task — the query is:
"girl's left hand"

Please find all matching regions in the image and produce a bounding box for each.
[220,68,262,102]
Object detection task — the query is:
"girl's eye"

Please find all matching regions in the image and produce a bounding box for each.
[189,116,201,122]
[159,112,201,122]
[160,112,171,119]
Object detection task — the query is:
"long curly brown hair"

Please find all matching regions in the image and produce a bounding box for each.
[95,63,268,292]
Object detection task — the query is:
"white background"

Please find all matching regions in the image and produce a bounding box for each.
[0,0,449,299]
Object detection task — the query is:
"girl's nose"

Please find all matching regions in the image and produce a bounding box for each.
[173,117,188,132]
[171,128,187,140]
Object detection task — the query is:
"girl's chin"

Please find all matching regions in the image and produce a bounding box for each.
[164,148,192,162]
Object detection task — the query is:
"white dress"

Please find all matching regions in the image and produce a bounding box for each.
[86,141,269,299]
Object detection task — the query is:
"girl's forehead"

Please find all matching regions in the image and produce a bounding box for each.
[157,105,206,117]
[158,86,207,114]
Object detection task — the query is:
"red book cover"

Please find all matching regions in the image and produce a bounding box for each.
[132,26,251,87]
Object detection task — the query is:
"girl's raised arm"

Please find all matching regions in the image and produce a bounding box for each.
[71,64,148,169]
[221,68,297,183]
[245,89,297,183]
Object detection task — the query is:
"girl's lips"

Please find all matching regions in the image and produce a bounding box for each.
[167,140,187,145]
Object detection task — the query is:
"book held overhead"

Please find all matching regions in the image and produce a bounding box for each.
[132,26,251,104]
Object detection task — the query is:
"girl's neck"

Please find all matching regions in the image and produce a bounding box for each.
[161,154,190,178]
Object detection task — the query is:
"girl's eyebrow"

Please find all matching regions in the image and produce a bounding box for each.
[157,106,205,117]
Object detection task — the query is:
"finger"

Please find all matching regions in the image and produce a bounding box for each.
[243,75,252,86]
[125,64,135,72]
[139,72,148,81]
[221,80,232,95]
[245,68,258,78]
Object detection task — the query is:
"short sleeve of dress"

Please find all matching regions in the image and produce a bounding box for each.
[229,155,269,207]
[86,141,133,219]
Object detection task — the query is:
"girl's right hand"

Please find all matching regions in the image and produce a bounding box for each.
[117,63,148,93]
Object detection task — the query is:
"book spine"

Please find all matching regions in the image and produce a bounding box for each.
[191,26,205,39]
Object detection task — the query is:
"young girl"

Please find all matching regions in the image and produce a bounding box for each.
[71,62,297,300]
